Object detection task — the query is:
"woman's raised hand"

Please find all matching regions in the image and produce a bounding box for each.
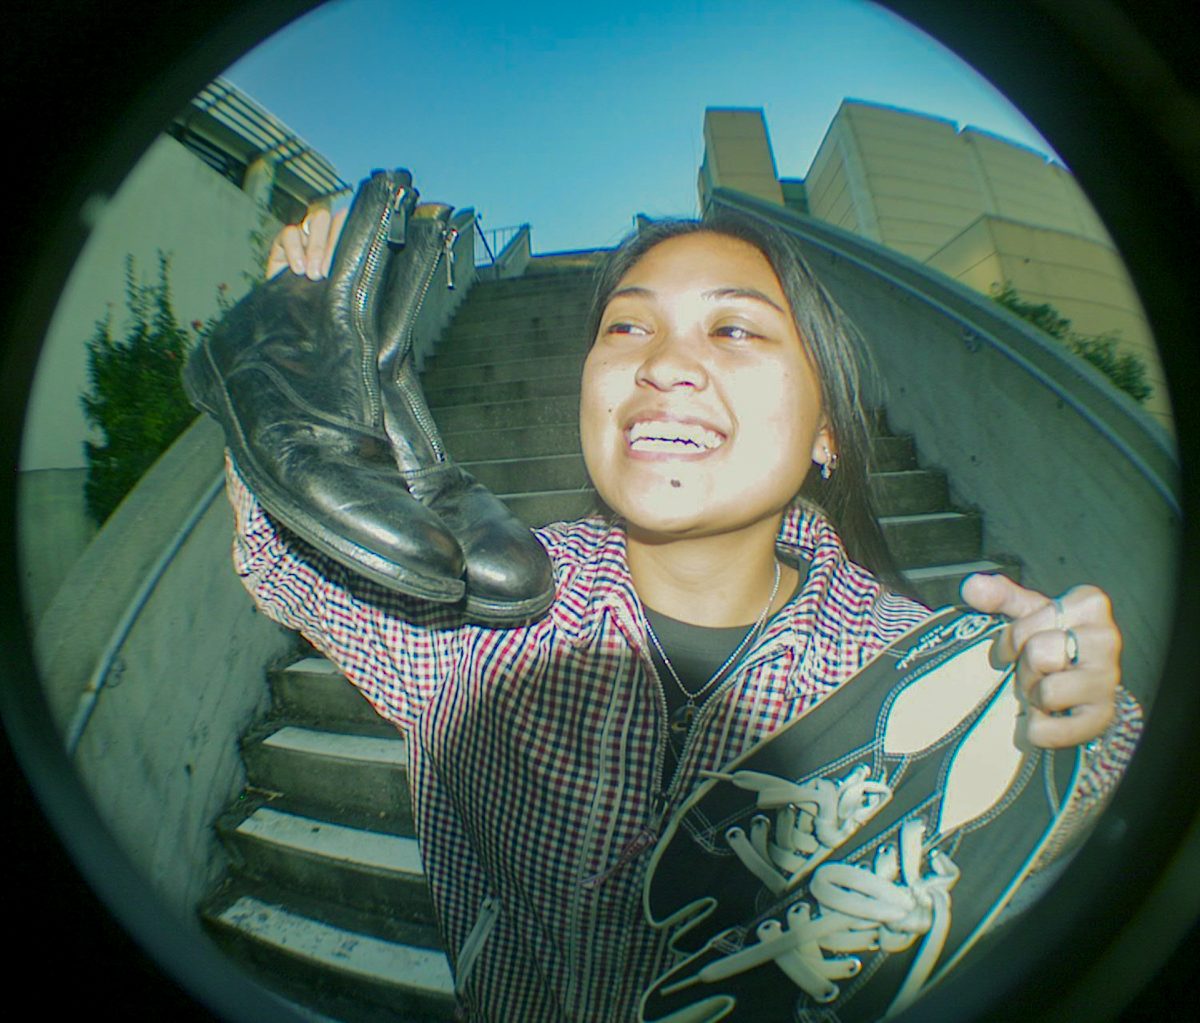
[266,204,348,281]
[960,573,1122,749]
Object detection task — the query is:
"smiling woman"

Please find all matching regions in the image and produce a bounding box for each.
[2,1,1200,1023]
[582,231,830,560]
[183,163,1137,1021]
[582,215,892,584]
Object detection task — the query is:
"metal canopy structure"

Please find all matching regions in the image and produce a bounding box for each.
[173,76,351,209]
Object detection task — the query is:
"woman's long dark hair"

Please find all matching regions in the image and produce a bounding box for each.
[585,212,905,591]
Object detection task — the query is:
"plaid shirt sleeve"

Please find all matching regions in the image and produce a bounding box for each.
[225,455,461,730]
[1037,684,1142,864]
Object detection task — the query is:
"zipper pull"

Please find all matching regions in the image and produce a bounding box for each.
[579,826,658,890]
[387,185,411,247]
[444,227,458,290]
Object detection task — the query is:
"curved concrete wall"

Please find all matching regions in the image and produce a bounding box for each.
[713,189,1179,711]
[32,415,299,923]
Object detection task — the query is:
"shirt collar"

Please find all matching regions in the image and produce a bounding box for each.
[547,501,859,663]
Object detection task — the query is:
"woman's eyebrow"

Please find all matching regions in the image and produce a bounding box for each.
[702,287,786,313]
[607,285,654,301]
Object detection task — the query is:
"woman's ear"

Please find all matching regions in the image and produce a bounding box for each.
[810,420,836,470]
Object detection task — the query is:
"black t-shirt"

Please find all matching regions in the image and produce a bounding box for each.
[645,560,808,784]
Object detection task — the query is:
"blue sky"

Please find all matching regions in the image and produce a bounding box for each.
[224,0,1060,255]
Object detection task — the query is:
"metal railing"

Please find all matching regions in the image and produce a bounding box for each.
[475,223,528,266]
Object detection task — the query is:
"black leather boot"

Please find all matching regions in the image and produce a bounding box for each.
[375,203,556,625]
[183,170,466,602]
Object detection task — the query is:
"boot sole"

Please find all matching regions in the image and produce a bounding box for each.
[463,584,556,627]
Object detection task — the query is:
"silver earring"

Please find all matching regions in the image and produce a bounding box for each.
[821,451,838,481]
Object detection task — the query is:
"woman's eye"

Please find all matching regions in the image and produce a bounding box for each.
[604,321,649,337]
[713,324,763,342]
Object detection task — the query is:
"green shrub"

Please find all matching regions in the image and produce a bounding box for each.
[990,281,1152,404]
[80,252,207,525]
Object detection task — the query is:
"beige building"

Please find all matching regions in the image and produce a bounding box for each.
[699,101,1170,425]
[698,108,785,208]
[19,78,348,621]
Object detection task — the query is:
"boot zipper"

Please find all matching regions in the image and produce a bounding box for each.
[352,179,410,426]
[444,227,458,290]
[393,223,453,462]
[387,187,411,246]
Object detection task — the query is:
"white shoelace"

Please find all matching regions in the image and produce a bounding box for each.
[702,763,893,895]
[679,776,958,1014]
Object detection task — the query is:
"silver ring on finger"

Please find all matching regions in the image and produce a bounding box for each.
[1051,596,1067,632]
[1063,627,1080,667]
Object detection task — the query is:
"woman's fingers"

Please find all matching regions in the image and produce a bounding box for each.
[1023,699,1115,749]
[266,223,308,279]
[320,208,347,278]
[961,575,1122,748]
[264,204,347,281]
[301,207,330,279]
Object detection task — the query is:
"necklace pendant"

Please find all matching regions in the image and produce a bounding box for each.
[670,702,696,737]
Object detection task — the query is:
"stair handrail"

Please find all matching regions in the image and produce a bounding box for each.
[63,468,225,756]
[474,215,496,266]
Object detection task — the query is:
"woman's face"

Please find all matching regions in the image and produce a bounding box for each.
[580,231,832,541]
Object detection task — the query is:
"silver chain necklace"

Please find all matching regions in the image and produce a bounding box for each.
[646,561,782,736]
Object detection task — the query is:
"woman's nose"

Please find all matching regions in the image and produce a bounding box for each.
[635,329,708,392]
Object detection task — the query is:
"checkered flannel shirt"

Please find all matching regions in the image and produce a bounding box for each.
[227,461,1141,1022]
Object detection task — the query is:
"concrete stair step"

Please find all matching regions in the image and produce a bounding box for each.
[870,434,917,472]
[442,421,583,462]
[902,559,1022,610]
[431,394,579,434]
[243,725,413,830]
[502,488,599,527]
[522,256,605,277]
[868,468,949,516]
[203,885,454,1023]
[455,296,586,318]
[879,511,983,570]
[437,319,590,350]
[423,333,590,371]
[467,271,595,297]
[462,453,589,495]
[270,658,397,736]
[218,801,435,924]
[422,351,586,390]
[447,295,589,319]
[425,373,581,411]
[446,303,591,332]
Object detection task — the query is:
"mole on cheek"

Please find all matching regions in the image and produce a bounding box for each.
[670,479,682,488]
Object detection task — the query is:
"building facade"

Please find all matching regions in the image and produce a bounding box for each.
[699,101,1170,426]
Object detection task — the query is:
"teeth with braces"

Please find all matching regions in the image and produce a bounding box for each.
[628,420,724,452]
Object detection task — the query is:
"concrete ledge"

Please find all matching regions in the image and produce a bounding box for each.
[32,413,298,918]
[35,414,225,731]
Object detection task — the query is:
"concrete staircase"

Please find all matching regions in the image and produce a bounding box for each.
[201,655,454,1023]
[200,263,1018,1019]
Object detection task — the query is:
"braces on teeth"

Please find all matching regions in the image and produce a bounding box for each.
[629,422,723,450]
